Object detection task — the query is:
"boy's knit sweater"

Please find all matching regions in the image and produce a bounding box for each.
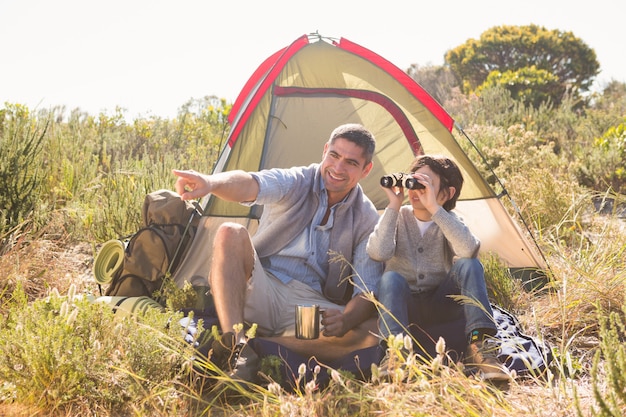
[366,205,480,292]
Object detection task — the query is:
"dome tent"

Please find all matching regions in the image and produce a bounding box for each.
[178,33,547,289]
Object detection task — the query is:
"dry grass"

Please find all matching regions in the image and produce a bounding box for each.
[0,239,94,306]
[2,91,626,415]
[0,227,620,416]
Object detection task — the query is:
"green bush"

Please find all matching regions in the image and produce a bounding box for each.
[0,284,193,415]
[0,105,48,251]
[476,66,562,108]
[576,122,626,194]
[590,308,626,416]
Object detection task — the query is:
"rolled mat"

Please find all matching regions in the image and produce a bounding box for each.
[93,239,126,285]
[95,296,164,317]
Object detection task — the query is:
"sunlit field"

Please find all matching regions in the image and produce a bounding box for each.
[1,79,625,416]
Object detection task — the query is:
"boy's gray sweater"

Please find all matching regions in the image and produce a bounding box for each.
[366,206,480,292]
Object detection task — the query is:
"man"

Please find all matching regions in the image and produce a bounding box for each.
[173,123,383,382]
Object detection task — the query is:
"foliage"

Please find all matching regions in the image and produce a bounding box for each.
[159,278,199,312]
[0,98,229,250]
[461,122,577,229]
[0,104,48,252]
[453,83,626,203]
[0,285,194,415]
[482,253,531,313]
[445,24,600,106]
[476,66,561,108]
[406,63,460,106]
[453,84,576,148]
[596,80,626,113]
[590,308,626,416]
[579,122,626,194]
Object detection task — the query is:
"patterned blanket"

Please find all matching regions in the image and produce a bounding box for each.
[181,303,553,389]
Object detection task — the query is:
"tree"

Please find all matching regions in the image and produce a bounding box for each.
[445,25,600,106]
[476,66,561,108]
[592,80,626,114]
[406,63,459,106]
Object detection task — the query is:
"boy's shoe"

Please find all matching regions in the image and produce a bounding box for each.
[465,338,511,382]
[211,332,260,383]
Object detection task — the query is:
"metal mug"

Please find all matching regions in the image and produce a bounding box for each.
[295,304,320,339]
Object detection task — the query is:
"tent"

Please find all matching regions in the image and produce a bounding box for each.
[167,33,551,387]
[175,33,547,290]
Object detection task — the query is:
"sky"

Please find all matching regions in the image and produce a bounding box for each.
[1,0,624,120]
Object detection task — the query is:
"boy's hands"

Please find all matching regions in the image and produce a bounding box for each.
[382,185,404,211]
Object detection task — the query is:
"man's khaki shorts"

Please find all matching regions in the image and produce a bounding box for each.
[243,252,344,337]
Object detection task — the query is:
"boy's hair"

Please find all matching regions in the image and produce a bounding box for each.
[328,123,376,164]
[410,154,463,211]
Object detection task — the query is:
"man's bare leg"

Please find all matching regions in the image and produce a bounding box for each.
[209,223,254,343]
[262,317,380,363]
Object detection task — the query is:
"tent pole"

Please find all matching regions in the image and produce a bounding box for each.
[454,122,553,280]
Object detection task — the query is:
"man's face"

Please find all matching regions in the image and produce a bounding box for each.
[320,137,373,204]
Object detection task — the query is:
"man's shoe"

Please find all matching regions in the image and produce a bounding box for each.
[466,339,511,382]
[228,342,260,382]
[211,332,260,383]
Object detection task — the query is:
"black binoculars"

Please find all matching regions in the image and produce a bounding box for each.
[380,173,424,190]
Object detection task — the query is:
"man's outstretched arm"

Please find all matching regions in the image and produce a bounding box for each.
[173,169,259,203]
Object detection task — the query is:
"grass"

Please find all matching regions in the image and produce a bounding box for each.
[1,84,626,415]
[2,202,624,416]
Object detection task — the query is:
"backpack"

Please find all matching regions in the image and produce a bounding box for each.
[103,189,201,300]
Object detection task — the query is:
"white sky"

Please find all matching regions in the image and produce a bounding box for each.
[1,0,624,120]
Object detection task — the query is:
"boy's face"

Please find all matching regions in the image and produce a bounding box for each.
[408,165,451,210]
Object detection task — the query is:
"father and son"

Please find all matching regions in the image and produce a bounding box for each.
[173,123,511,383]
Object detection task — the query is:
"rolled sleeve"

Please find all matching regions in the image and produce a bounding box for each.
[245,169,294,206]
[351,238,383,297]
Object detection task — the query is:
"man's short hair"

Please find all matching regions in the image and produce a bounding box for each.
[328,123,376,163]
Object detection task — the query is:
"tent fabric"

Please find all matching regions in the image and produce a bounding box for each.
[196,33,545,272]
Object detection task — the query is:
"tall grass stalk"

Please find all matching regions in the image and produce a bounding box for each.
[588,308,626,416]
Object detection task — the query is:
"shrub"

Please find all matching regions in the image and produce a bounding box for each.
[476,66,562,108]
[0,101,228,249]
[0,285,194,415]
[0,105,48,252]
[575,122,626,194]
[590,308,626,416]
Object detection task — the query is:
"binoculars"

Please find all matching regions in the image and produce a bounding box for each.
[380,173,424,190]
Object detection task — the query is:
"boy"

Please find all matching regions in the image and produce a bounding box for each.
[366,154,510,381]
